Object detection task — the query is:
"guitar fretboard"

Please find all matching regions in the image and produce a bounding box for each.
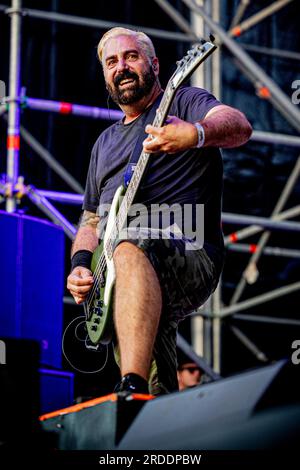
[105,85,176,259]
[102,40,216,259]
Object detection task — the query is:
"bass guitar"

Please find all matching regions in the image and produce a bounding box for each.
[84,37,217,345]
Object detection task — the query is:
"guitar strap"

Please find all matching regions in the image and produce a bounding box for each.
[123,92,163,188]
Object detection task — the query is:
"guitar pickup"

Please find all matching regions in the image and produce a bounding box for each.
[95,287,101,299]
[99,274,105,288]
[94,307,103,316]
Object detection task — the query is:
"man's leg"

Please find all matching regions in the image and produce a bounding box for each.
[113,241,162,381]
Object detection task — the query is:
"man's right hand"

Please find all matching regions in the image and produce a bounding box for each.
[67,266,94,304]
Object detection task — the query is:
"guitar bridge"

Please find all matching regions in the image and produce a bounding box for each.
[85,337,101,351]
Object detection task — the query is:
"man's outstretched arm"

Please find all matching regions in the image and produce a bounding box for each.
[198,104,252,148]
[143,104,252,153]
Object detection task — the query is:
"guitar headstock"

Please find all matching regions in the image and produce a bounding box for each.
[169,38,217,91]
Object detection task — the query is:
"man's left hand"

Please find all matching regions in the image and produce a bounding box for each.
[143,116,198,154]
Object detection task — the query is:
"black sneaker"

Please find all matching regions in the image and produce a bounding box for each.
[114,373,149,394]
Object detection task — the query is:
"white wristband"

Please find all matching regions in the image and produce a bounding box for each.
[193,122,205,148]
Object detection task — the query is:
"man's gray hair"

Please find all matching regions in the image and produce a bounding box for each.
[97,27,156,64]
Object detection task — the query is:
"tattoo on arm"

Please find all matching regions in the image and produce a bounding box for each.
[79,210,100,228]
[71,211,100,257]
[202,105,252,148]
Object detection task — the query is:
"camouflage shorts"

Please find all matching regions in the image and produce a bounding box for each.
[112,227,219,395]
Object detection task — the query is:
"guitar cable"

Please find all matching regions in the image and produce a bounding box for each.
[62,315,109,374]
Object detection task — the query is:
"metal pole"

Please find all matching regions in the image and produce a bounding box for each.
[241,43,300,62]
[181,0,300,133]
[37,189,83,205]
[154,0,198,38]
[190,0,221,102]
[229,0,251,29]
[233,313,300,327]
[21,114,300,148]
[211,0,221,99]
[212,281,222,373]
[189,0,208,363]
[203,309,212,366]
[224,205,300,245]
[190,0,207,90]
[227,243,300,259]
[229,0,294,37]
[230,325,269,362]
[188,0,222,368]
[222,212,300,233]
[191,303,204,357]
[217,281,300,318]
[26,186,76,240]
[25,97,123,121]
[9,101,300,145]
[251,131,300,148]
[6,0,22,212]
[0,5,194,43]
[230,156,300,305]
[210,0,222,373]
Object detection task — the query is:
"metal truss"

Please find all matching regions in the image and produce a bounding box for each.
[1,0,299,378]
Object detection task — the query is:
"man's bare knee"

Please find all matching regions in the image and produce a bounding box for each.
[113,241,145,266]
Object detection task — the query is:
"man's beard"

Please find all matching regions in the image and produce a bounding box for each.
[106,67,156,105]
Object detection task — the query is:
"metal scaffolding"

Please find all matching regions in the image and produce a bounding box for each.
[0,0,299,377]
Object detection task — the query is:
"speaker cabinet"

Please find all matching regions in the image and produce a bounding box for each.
[39,367,74,415]
[0,210,65,368]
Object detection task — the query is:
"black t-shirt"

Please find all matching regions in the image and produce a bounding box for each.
[83,86,225,273]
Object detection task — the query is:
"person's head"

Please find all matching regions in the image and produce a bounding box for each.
[177,362,202,391]
[97,27,160,106]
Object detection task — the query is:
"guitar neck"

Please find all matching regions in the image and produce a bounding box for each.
[114,86,176,233]
[104,39,217,258]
